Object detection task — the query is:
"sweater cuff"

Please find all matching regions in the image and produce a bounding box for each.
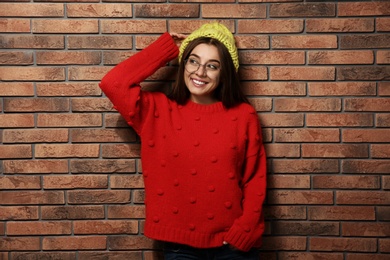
[224,223,255,252]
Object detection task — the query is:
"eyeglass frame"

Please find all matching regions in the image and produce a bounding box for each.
[184,57,221,75]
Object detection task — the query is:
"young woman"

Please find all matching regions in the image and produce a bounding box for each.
[99,22,266,260]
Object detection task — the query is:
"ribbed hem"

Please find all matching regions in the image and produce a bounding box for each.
[224,224,255,252]
[144,222,225,249]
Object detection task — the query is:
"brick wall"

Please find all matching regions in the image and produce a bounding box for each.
[0,0,389,259]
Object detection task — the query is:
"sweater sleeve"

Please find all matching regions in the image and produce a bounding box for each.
[224,111,267,252]
[99,32,179,134]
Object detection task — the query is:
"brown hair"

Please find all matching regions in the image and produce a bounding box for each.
[168,37,248,108]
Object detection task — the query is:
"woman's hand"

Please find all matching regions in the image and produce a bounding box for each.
[170,33,187,47]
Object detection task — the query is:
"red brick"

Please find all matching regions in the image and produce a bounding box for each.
[0,18,30,33]
[0,83,34,96]
[242,82,306,96]
[306,18,374,32]
[70,159,135,173]
[71,129,136,143]
[35,144,100,158]
[108,236,160,250]
[7,221,71,235]
[272,221,339,236]
[379,239,390,253]
[270,3,335,17]
[74,220,138,234]
[307,113,373,127]
[33,19,98,33]
[110,175,144,189]
[345,98,390,112]
[37,113,102,127]
[273,159,339,174]
[340,35,390,49]
[268,191,333,205]
[342,222,390,237]
[258,113,304,127]
[0,191,64,205]
[264,206,306,220]
[101,144,140,158]
[308,82,376,96]
[67,3,132,17]
[0,3,63,17]
[136,4,199,18]
[384,176,390,190]
[101,19,166,33]
[338,2,390,16]
[3,159,68,174]
[238,19,303,33]
[4,98,69,112]
[239,66,268,81]
[36,82,101,96]
[302,144,368,158]
[371,144,390,158]
[377,114,390,127]
[37,51,101,65]
[377,17,390,32]
[248,97,272,111]
[0,35,64,49]
[270,67,335,81]
[240,51,305,65]
[107,205,145,219]
[0,51,33,65]
[202,4,265,18]
[0,237,40,251]
[3,129,68,143]
[308,51,373,65]
[235,35,269,49]
[11,253,76,260]
[346,254,390,260]
[133,190,145,204]
[274,129,340,142]
[310,237,377,252]
[339,66,390,80]
[275,98,341,112]
[68,35,133,49]
[272,35,337,49]
[336,191,390,205]
[0,206,38,220]
[169,20,234,34]
[43,175,107,189]
[378,207,390,221]
[264,144,300,158]
[0,145,32,159]
[68,66,108,81]
[377,50,390,64]
[313,175,379,189]
[279,252,343,260]
[43,236,106,250]
[343,129,390,142]
[342,160,390,174]
[67,190,131,204]
[0,67,65,81]
[143,251,164,260]
[0,176,41,190]
[267,175,309,189]
[41,205,104,220]
[103,51,137,65]
[78,252,142,260]
[378,82,390,96]
[71,98,113,112]
[261,236,307,250]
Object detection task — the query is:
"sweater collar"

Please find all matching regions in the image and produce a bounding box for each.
[184,99,226,113]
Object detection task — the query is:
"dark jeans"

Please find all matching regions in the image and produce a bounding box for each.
[163,242,260,260]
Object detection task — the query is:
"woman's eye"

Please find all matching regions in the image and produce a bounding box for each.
[189,58,199,65]
[207,64,218,70]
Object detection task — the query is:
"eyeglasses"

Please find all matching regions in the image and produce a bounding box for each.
[185,58,221,74]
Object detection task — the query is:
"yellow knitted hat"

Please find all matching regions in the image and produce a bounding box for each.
[178,22,239,71]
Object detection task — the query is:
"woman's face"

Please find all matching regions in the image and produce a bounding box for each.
[184,43,221,105]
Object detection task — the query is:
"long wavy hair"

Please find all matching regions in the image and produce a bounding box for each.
[168,37,248,108]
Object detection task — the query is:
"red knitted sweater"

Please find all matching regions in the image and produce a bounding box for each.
[99,32,267,252]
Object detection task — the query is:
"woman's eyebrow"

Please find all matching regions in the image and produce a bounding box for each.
[189,54,221,64]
